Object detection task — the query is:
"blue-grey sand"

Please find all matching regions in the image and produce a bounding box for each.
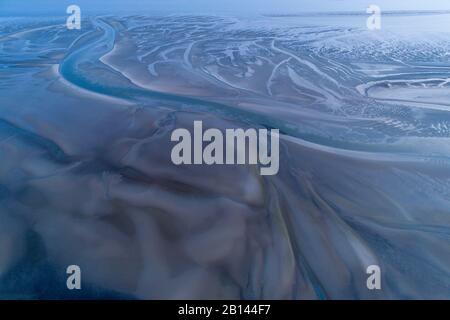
[0,12,449,299]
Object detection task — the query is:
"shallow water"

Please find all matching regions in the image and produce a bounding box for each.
[0,13,449,299]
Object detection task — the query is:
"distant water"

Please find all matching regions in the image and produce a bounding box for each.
[0,12,449,299]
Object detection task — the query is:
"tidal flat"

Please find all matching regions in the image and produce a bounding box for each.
[0,13,449,299]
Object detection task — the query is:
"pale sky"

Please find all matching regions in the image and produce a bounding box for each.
[2,0,450,15]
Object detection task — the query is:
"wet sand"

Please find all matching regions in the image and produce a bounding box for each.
[0,14,449,299]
